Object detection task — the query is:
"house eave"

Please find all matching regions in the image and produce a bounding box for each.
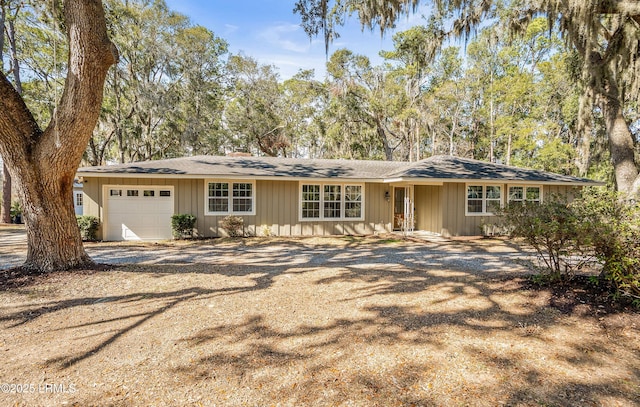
[77,171,605,187]
[384,177,605,187]
[76,171,386,184]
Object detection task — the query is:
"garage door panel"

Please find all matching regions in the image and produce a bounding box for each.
[106,186,174,241]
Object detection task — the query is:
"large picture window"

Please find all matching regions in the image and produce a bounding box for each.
[300,183,364,220]
[466,184,502,216]
[206,181,255,215]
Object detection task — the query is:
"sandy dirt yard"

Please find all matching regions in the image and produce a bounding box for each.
[0,234,639,406]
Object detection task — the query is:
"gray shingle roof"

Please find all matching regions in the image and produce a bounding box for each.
[77,155,409,180]
[386,155,601,184]
[77,154,603,185]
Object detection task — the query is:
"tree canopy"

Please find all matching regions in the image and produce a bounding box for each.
[295,0,640,197]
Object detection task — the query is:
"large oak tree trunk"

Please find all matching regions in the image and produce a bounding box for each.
[17,164,90,270]
[603,101,639,196]
[597,63,640,198]
[0,0,117,272]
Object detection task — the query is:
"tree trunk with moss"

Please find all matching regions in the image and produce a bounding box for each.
[0,0,117,271]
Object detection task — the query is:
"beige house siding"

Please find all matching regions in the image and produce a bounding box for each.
[441,182,495,237]
[82,177,393,239]
[437,183,581,237]
[82,176,583,240]
[414,185,443,234]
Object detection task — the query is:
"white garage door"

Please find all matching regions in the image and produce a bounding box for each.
[105,186,174,241]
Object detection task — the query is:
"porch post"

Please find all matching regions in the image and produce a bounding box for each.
[403,186,414,235]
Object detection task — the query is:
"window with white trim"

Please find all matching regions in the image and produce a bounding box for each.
[75,192,83,206]
[232,183,253,212]
[466,184,502,215]
[323,185,341,218]
[300,183,364,220]
[206,181,255,215]
[344,185,363,218]
[508,185,542,205]
[301,184,321,218]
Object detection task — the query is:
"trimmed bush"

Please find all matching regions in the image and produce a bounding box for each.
[171,214,196,239]
[221,215,243,237]
[76,215,100,241]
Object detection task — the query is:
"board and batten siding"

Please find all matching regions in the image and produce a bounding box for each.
[82,176,581,240]
[82,177,202,239]
[414,185,443,234]
[439,182,581,237]
[82,177,393,239]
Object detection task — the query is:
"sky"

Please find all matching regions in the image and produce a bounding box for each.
[164,0,428,80]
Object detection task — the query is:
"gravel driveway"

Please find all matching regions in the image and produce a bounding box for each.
[3,228,635,407]
[0,227,534,276]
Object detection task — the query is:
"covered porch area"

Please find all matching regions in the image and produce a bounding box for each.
[389,183,444,236]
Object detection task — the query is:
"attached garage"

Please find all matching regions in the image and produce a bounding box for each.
[104,185,174,241]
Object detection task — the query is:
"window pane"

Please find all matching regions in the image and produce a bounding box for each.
[526,187,540,201]
[302,184,320,201]
[302,202,320,218]
[159,190,171,197]
[302,185,321,218]
[324,185,341,201]
[467,200,483,213]
[345,185,362,201]
[231,183,253,213]
[467,186,483,199]
[344,185,362,218]
[208,183,230,213]
[233,183,252,197]
[509,186,523,201]
[209,198,228,213]
[324,185,341,218]
[345,202,362,218]
[486,186,501,199]
[233,198,252,212]
[208,183,229,198]
[76,194,83,206]
[127,190,139,197]
[110,189,122,196]
[143,190,155,197]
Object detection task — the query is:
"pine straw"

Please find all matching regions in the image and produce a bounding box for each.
[0,236,638,406]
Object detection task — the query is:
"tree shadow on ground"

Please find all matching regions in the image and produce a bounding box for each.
[1,238,638,405]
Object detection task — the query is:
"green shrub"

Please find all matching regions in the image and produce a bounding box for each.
[498,196,589,281]
[221,215,244,237]
[10,200,23,223]
[171,214,196,239]
[499,189,640,302]
[76,215,100,241]
[572,189,640,300]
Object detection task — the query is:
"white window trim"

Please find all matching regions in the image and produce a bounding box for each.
[465,183,503,217]
[299,182,365,221]
[204,179,256,216]
[75,191,83,206]
[507,184,543,204]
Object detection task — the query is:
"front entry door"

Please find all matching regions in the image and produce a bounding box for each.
[393,186,414,232]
